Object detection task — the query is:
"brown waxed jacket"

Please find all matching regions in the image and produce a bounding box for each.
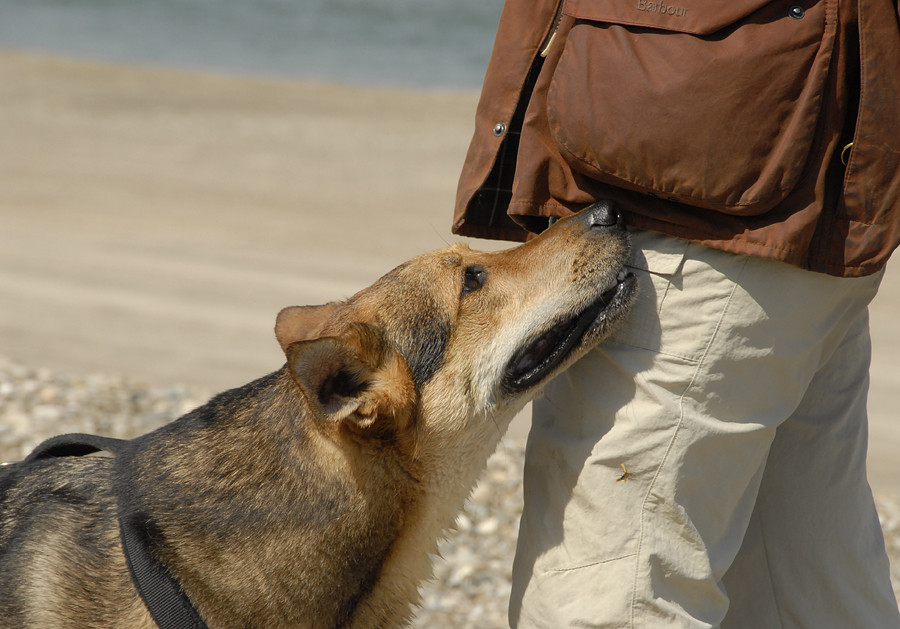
[453,0,900,277]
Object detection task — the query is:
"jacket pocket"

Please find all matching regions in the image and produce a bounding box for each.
[547,0,837,216]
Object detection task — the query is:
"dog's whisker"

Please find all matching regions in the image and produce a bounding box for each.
[488,411,503,438]
[430,223,452,247]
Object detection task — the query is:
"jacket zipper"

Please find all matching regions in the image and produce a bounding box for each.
[540,0,565,58]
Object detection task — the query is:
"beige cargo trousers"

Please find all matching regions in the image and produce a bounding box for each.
[511,231,900,628]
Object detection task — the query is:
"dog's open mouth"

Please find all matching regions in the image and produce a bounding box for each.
[503,272,635,391]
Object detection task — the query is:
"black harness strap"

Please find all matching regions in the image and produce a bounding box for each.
[21,434,208,629]
[119,514,208,629]
[23,432,128,462]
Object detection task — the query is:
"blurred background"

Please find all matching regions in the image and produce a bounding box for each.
[0,0,504,389]
[0,0,897,619]
[0,0,503,88]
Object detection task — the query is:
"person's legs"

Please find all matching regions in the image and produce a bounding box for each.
[721,305,900,628]
[510,231,892,628]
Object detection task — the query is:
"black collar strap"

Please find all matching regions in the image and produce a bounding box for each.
[23,434,208,629]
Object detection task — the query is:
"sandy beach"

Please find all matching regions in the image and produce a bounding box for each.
[1,49,897,499]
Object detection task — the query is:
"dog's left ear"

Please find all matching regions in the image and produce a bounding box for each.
[275,303,340,352]
[285,324,416,436]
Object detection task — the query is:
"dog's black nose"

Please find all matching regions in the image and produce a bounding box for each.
[585,200,621,228]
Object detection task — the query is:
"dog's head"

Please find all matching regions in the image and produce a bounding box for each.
[274,203,636,453]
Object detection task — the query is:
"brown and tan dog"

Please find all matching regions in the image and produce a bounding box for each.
[0,203,635,628]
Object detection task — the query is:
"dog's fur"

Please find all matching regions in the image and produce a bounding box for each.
[0,206,635,628]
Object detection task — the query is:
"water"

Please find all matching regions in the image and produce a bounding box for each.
[0,0,504,88]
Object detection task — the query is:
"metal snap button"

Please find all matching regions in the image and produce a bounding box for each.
[789,5,805,18]
[492,122,507,137]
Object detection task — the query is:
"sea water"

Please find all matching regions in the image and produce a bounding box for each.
[0,0,504,88]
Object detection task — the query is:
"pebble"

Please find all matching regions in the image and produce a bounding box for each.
[1,356,897,625]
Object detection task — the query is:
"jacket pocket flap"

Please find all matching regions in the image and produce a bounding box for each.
[564,0,776,35]
[547,0,835,215]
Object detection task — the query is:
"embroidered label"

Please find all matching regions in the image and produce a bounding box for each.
[636,1,688,17]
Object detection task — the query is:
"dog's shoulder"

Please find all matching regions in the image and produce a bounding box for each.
[0,453,148,629]
[1,455,117,532]
[0,455,119,586]
[1,433,123,531]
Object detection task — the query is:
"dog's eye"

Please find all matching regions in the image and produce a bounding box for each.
[462,266,486,295]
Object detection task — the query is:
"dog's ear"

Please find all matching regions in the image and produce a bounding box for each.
[275,303,339,352]
[286,335,368,425]
[286,324,416,436]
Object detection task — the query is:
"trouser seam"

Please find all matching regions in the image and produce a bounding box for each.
[629,256,749,628]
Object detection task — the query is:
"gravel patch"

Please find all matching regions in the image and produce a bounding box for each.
[1,356,897,625]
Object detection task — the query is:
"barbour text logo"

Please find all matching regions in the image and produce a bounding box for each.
[637,0,688,17]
